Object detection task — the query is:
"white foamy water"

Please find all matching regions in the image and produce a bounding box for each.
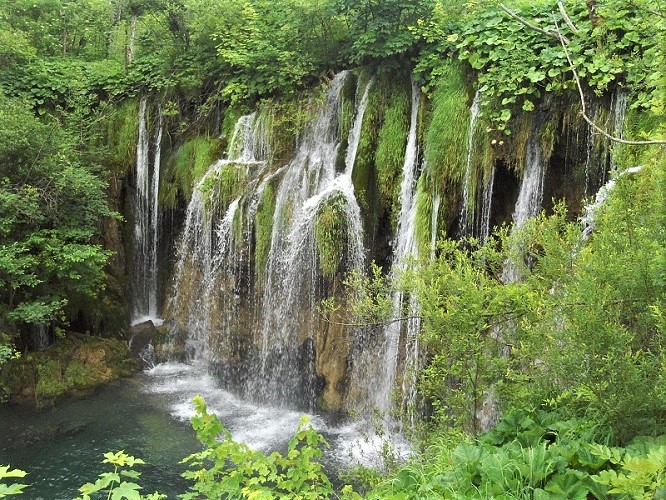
[143,362,409,467]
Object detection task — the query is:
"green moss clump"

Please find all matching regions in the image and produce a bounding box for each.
[220,106,245,150]
[414,175,434,258]
[269,85,324,165]
[337,73,359,172]
[103,99,139,175]
[314,196,347,279]
[160,135,222,207]
[254,182,276,279]
[215,163,248,209]
[352,77,382,213]
[2,333,139,406]
[424,62,470,189]
[375,78,410,225]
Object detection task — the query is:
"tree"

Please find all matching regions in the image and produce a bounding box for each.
[0,95,115,350]
[336,0,435,65]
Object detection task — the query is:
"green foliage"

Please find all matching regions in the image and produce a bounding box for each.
[74,450,165,500]
[193,0,347,103]
[102,100,139,174]
[0,334,19,365]
[254,182,276,280]
[0,0,113,58]
[344,263,394,325]
[162,136,221,205]
[0,466,28,498]
[0,95,114,340]
[181,396,338,499]
[374,76,410,225]
[424,61,470,189]
[344,154,665,441]
[336,0,434,65]
[314,196,347,279]
[590,437,666,498]
[367,408,666,500]
[448,1,664,134]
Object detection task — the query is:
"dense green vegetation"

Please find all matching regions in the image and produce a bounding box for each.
[0,0,664,497]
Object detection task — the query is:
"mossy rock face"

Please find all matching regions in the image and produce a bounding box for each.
[0,332,140,407]
[152,320,191,363]
[314,195,347,279]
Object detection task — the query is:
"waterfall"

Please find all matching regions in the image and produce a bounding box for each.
[132,97,162,323]
[608,89,628,176]
[368,80,422,417]
[250,72,370,407]
[513,128,547,226]
[582,166,643,240]
[149,107,162,318]
[502,117,548,283]
[168,112,270,362]
[167,73,372,409]
[459,91,482,238]
[479,166,496,243]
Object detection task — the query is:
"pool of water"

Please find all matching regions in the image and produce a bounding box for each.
[0,362,410,499]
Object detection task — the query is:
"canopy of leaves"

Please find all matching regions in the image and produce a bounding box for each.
[0,95,114,345]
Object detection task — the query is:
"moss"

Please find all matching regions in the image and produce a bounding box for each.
[2,332,139,406]
[337,73,359,172]
[424,62,470,190]
[255,181,276,279]
[375,78,411,225]
[352,79,381,216]
[314,195,347,279]
[217,163,248,209]
[414,175,434,257]
[269,85,325,165]
[160,135,222,207]
[220,106,244,150]
[103,99,139,175]
[35,359,67,399]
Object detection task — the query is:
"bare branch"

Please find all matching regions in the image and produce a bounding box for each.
[320,315,421,328]
[554,21,666,146]
[499,3,569,44]
[557,1,579,33]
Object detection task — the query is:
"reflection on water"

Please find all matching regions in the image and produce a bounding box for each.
[0,363,410,498]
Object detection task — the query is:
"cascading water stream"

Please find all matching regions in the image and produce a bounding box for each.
[132,97,162,323]
[149,107,162,318]
[581,166,643,241]
[251,72,371,407]
[368,81,422,418]
[513,132,547,226]
[459,91,482,238]
[608,89,628,176]
[168,112,270,362]
[501,123,548,283]
[479,166,496,243]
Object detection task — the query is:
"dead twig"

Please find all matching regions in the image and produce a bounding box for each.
[557,1,579,33]
[499,3,569,44]
[554,20,666,145]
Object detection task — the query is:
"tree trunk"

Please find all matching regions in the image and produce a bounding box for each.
[586,0,599,27]
[124,15,137,70]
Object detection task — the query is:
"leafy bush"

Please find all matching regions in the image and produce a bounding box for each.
[181,396,338,499]
[0,466,28,498]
